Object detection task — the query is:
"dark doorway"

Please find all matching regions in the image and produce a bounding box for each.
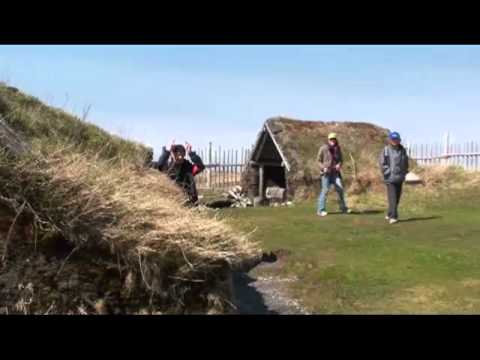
[264,166,286,189]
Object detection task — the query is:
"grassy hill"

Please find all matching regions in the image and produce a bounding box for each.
[0,83,259,315]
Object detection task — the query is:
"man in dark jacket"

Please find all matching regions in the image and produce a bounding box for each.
[316,133,351,216]
[379,131,409,224]
[157,141,205,205]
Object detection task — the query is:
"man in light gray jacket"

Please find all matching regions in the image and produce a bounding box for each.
[379,131,409,224]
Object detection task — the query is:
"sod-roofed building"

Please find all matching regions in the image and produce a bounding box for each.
[242,116,390,202]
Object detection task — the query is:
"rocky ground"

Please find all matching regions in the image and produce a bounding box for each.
[232,251,310,315]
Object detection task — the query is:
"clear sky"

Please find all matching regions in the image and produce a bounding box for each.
[1,45,479,158]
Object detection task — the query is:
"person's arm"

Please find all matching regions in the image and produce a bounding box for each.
[404,148,409,174]
[186,143,205,176]
[157,146,171,171]
[379,147,390,177]
[336,148,343,171]
[317,146,327,171]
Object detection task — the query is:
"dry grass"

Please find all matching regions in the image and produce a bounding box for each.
[0,83,152,166]
[0,144,259,313]
[345,164,480,215]
[0,83,260,314]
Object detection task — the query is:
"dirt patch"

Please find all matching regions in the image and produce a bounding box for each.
[232,248,310,314]
[232,271,309,314]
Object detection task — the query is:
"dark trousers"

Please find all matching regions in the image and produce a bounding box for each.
[386,182,403,219]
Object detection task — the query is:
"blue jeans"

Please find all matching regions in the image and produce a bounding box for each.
[317,174,348,212]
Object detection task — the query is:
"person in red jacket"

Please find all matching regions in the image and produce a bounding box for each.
[157,141,205,205]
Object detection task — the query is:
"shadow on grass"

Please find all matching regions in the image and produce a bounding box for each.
[400,216,442,223]
[325,210,384,215]
[232,272,279,315]
[354,210,384,215]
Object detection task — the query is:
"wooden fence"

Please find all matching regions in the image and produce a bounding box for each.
[407,133,480,171]
[195,143,253,190]
[192,133,479,192]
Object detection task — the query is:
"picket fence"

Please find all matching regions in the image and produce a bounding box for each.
[407,133,480,171]
[195,142,253,190]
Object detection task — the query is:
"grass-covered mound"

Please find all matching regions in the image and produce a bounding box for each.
[0,83,259,314]
[265,117,394,199]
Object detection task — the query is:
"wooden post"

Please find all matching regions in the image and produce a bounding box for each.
[227,149,231,188]
[443,132,450,166]
[467,142,469,170]
[475,143,480,171]
[455,143,459,167]
[259,165,264,201]
[471,142,474,171]
[218,146,221,188]
[214,149,218,189]
[222,148,225,189]
[207,142,212,189]
[235,149,238,185]
[470,141,474,170]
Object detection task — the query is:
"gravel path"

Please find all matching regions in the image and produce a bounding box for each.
[232,263,309,315]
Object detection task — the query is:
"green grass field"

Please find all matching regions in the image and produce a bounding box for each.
[225,186,480,314]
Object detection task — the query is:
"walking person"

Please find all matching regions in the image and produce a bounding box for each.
[316,133,351,217]
[379,131,409,224]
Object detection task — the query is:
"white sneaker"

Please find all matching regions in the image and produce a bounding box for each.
[317,211,328,217]
[343,208,352,214]
[389,218,399,224]
[385,216,390,220]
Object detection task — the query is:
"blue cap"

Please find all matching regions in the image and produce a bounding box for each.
[389,131,401,141]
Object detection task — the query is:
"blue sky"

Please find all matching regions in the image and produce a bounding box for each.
[0,45,479,158]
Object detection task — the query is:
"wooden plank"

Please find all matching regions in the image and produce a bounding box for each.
[437,142,441,165]
[475,142,477,171]
[439,142,442,165]
[420,143,424,164]
[471,141,475,170]
[227,149,231,187]
[250,160,283,167]
[214,149,218,188]
[225,149,228,188]
[235,150,239,185]
[455,144,460,166]
[460,143,463,167]
[471,142,474,170]
[466,142,470,170]
[477,142,479,171]
[259,165,264,200]
[208,142,212,189]
[222,149,226,189]
[218,146,222,188]
[255,132,268,162]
